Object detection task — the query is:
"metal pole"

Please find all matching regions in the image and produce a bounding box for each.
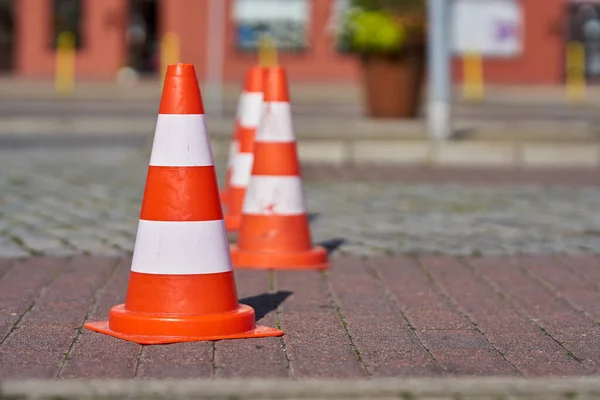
[427,0,452,141]
[205,0,226,118]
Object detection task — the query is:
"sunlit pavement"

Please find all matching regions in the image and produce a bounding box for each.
[2,144,600,383]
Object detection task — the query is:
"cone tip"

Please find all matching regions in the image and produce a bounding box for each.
[165,63,197,78]
[160,63,204,114]
[244,65,264,93]
[263,66,289,102]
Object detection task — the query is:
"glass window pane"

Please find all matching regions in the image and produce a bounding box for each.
[233,0,309,51]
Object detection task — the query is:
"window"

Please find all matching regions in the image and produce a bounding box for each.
[51,0,83,50]
[0,0,15,71]
[233,0,309,51]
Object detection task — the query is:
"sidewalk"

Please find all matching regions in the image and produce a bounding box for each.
[3,78,600,105]
[2,79,600,167]
[2,144,600,396]
[2,146,600,257]
[2,253,600,380]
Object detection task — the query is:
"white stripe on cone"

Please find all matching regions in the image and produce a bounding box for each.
[131,220,232,275]
[231,153,254,188]
[239,92,264,128]
[255,102,294,143]
[150,114,214,167]
[242,176,306,216]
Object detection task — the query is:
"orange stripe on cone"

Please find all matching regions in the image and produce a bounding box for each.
[238,126,257,153]
[263,67,289,102]
[83,63,283,344]
[141,166,222,221]
[124,271,239,315]
[224,66,264,233]
[252,143,300,176]
[230,66,329,270]
[158,64,204,114]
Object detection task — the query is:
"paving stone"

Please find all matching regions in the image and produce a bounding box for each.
[275,271,367,378]
[60,330,139,379]
[66,238,121,255]
[327,257,440,377]
[105,234,135,252]
[0,258,66,345]
[137,342,213,379]
[3,147,600,257]
[61,258,137,379]
[0,236,31,257]
[1,255,600,379]
[462,257,593,376]
[521,255,600,323]
[214,270,289,379]
[472,256,600,372]
[374,256,472,331]
[0,257,118,379]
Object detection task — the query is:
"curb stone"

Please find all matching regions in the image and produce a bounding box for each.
[2,378,600,399]
[2,116,600,167]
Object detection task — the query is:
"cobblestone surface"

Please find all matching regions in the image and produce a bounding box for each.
[2,146,600,257]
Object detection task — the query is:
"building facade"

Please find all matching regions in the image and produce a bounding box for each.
[0,0,594,84]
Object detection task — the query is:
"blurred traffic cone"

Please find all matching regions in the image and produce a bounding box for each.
[84,63,283,344]
[230,66,329,270]
[224,66,264,232]
[220,108,241,206]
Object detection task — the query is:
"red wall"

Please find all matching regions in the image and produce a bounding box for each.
[160,0,208,79]
[13,0,568,84]
[16,0,127,79]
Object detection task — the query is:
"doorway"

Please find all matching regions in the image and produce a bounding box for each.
[126,0,159,75]
[566,2,600,82]
[0,0,15,73]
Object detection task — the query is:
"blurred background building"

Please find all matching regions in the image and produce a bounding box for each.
[0,0,598,84]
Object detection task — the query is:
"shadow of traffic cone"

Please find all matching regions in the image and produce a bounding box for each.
[224,66,264,233]
[230,66,330,270]
[84,63,283,344]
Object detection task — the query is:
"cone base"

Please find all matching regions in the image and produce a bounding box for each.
[230,245,330,270]
[224,214,241,232]
[83,304,283,345]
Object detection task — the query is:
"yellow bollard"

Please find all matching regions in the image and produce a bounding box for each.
[462,51,484,102]
[566,41,586,103]
[54,31,76,96]
[161,32,180,84]
[257,34,278,67]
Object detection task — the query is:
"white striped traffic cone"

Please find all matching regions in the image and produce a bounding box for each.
[230,66,330,270]
[220,99,242,206]
[84,63,283,344]
[224,65,264,232]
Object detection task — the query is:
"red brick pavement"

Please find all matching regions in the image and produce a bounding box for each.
[1,255,600,379]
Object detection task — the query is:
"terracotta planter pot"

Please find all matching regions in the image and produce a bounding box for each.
[360,51,425,119]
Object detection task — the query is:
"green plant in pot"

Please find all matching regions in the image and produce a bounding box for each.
[337,0,426,119]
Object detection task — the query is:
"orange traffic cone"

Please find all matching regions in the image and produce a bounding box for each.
[220,109,241,206]
[230,66,330,270]
[84,63,283,344]
[224,66,264,232]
